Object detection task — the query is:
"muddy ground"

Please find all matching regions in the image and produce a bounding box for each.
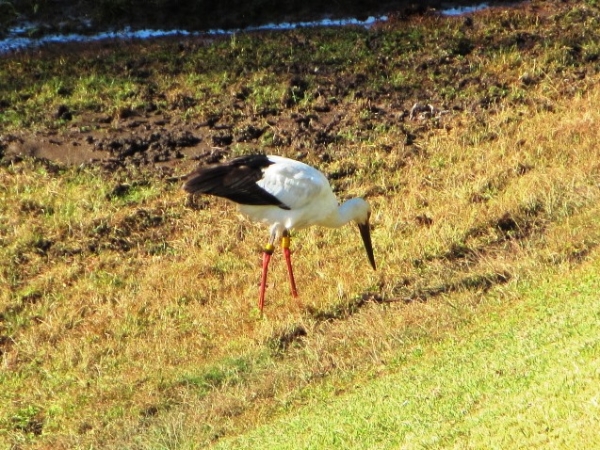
[4,0,517,36]
[0,0,565,177]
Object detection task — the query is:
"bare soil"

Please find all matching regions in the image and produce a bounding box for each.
[0,0,553,176]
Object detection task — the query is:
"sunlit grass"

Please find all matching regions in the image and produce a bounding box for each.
[2,79,600,447]
[3,2,600,448]
[214,255,600,449]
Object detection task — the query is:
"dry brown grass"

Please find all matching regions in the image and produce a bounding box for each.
[4,1,600,444]
[3,74,600,447]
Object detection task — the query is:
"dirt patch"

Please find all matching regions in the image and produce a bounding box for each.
[0,0,561,176]
[1,84,439,173]
[2,111,208,172]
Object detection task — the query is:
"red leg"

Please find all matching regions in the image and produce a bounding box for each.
[259,243,274,312]
[282,230,298,298]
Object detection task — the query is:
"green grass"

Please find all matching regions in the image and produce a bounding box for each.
[214,257,600,449]
[3,2,600,448]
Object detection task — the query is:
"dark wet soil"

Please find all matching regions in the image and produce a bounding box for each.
[1,0,579,177]
[4,1,516,37]
[0,84,453,174]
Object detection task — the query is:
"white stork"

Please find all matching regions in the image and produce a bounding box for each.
[183,154,376,312]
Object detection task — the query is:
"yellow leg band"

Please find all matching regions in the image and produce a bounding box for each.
[281,235,291,249]
[264,243,275,254]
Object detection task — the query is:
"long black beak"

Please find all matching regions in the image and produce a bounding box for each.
[357,221,376,270]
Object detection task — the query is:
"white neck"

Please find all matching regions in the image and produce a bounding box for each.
[322,198,369,228]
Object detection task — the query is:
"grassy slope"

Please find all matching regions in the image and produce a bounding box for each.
[216,257,600,449]
[212,80,600,448]
[2,2,600,448]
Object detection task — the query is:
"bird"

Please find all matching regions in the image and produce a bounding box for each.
[182,154,376,312]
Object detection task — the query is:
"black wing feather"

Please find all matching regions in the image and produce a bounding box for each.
[183,155,290,209]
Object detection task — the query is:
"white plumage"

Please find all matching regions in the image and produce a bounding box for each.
[183,154,376,312]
